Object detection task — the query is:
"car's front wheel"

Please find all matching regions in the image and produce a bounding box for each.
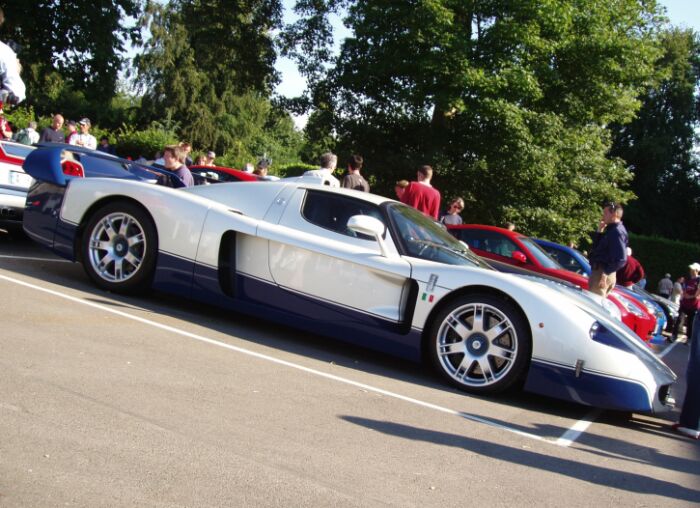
[81,201,157,294]
[428,294,531,394]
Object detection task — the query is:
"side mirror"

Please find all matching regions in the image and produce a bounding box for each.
[347,215,390,257]
[512,250,527,263]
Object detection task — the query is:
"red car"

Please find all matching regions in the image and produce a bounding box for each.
[448,224,657,341]
[189,164,260,183]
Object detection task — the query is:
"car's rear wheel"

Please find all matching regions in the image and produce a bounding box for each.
[429,294,531,394]
[81,201,157,294]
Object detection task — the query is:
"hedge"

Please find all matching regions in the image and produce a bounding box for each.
[630,233,700,290]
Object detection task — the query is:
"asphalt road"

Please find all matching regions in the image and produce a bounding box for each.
[0,230,698,507]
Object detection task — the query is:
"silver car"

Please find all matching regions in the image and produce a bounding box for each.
[0,139,34,228]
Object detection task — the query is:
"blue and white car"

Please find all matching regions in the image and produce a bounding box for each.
[20,145,677,413]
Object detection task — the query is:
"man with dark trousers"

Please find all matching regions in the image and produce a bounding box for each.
[588,201,628,298]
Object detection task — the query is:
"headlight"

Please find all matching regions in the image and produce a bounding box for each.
[599,295,622,321]
[611,293,645,317]
[641,300,656,314]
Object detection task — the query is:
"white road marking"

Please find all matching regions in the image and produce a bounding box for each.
[0,254,71,263]
[556,409,601,447]
[2,272,592,447]
[658,339,682,359]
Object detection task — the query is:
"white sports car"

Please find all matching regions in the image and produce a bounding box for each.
[21,146,676,413]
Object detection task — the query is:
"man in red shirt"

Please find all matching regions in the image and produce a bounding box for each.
[616,247,645,287]
[400,165,441,219]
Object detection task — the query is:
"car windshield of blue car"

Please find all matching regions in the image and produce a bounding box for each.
[386,203,490,268]
[519,237,562,269]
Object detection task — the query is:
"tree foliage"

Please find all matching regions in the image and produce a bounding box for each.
[610,28,700,243]
[0,0,143,120]
[134,0,301,164]
[284,0,667,243]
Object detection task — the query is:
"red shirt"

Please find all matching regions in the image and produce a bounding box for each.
[401,182,441,219]
[616,255,645,287]
[680,276,700,311]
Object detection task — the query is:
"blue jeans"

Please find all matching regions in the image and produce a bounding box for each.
[679,312,700,430]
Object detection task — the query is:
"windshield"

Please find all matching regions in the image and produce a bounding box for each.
[520,237,562,269]
[387,203,490,268]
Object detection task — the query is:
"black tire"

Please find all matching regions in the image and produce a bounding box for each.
[81,201,157,294]
[428,293,531,394]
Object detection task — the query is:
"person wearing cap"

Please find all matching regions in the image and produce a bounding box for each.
[657,273,674,299]
[204,150,216,167]
[71,118,96,150]
[671,263,700,342]
[588,201,628,298]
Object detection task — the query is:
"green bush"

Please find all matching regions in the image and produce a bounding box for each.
[275,162,318,178]
[113,122,179,160]
[4,105,36,135]
[630,233,700,289]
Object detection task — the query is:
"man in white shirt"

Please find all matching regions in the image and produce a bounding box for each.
[70,118,97,150]
[302,152,340,187]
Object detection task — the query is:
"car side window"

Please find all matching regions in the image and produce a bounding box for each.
[547,248,583,272]
[301,190,384,241]
[452,229,519,259]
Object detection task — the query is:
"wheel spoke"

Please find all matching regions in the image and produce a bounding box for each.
[102,218,117,240]
[114,258,124,280]
[447,315,470,339]
[477,358,495,381]
[97,252,114,273]
[118,215,131,236]
[489,345,514,362]
[456,354,477,379]
[438,339,465,356]
[484,318,512,342]
[90,239,111,251]
[471,306,485,333]
[127,231,145,247]
[124,251,141,269]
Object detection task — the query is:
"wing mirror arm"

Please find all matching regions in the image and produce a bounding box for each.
[346,215,390,257]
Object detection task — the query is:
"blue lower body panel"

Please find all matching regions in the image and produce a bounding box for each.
[176,257,424,362]
[524,360,652,412]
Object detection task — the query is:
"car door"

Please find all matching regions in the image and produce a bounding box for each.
[265,188,413,329]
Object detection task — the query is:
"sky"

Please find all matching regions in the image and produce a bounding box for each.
[274,0,700,104]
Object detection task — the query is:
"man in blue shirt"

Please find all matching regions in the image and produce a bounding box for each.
[589,201,628,297]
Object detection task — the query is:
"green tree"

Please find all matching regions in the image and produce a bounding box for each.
[135,1,301,160]
[285,0,665,243]
[610,29,700,243]
[0,0,143,119]
[177,0,282,96]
